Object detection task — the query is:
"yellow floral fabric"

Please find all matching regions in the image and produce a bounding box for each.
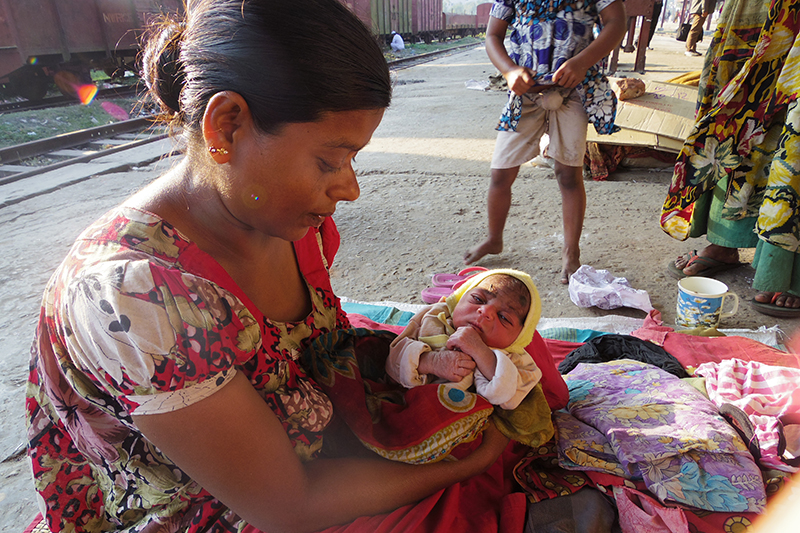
[661,0,800,253]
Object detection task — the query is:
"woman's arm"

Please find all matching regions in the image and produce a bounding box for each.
[133,372,509,533]
[552,0,627,88]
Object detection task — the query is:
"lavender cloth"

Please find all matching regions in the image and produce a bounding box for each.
[556,360,766,513]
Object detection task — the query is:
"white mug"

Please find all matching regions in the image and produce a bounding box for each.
[676,276,739,328]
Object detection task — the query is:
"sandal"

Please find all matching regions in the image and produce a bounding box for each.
[749,292,800,318]
[422,267,487,304]
[431,266,487,288]
[667,250,743,280]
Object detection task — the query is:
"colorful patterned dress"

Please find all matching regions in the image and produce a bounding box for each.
[490,0,620,134]
[25,207,349,533]
[660,0,800,294]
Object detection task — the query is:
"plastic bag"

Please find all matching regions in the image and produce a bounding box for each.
[464,79,489,91]
[568,265,654,312]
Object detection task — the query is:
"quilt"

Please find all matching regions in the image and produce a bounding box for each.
[557,359,767,513]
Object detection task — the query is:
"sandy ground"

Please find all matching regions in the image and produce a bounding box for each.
[1,28,797,531]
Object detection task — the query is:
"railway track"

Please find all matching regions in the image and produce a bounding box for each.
[0,41,482,208]
[0,83,142,114]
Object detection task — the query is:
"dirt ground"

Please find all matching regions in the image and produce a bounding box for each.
[1,28,797,531]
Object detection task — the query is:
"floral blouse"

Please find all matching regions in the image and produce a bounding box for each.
[26,207,349,533]
[491,0,619,134]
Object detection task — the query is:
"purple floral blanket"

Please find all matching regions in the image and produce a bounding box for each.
[556,359,766,513]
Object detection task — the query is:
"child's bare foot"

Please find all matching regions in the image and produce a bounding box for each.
[418,350,476,382]
[561,247,581,284]
[464,239,502,265]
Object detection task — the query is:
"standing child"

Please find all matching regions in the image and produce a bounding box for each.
[464,0,627,284]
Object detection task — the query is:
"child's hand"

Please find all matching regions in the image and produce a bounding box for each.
[552,58,588,89]
[419,350,476,382]
[447,327,497,379]
[503,66,537,96]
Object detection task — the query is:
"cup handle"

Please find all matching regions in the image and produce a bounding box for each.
[720,292,739,319]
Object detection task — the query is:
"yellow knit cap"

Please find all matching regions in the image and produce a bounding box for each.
[444,269,541,353]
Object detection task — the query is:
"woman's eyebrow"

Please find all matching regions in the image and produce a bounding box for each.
[324,138,368,151]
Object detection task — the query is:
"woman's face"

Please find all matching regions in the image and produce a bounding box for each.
[224,108,384,241]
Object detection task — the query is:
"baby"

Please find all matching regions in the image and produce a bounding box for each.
[387,269,542,410]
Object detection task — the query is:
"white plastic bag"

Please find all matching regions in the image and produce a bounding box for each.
[464,79,490,91]
[568,265,654,312]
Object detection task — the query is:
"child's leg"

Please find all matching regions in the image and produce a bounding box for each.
[465,99,546,265]
[554,161,585,284]
[547,89,588,283]
[464,166,520,265]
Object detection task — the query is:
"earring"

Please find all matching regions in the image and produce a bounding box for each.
[208,146,229,155]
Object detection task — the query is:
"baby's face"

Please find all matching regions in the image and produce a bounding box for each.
[451,280,527,349]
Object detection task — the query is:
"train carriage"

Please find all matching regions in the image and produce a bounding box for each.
[0,0,182,101]
[0,0,487,102]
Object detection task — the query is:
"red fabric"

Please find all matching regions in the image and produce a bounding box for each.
[347,314,569,411]
[23,514,43,533]
[632,310,800,370]
[240,444,528,533]
[525,332,569,410]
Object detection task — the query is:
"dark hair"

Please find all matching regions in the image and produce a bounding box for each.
[141,0,392,135]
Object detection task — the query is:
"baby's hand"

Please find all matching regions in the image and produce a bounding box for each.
[419,350,476,382]
[447,327,497,379]
[446,326,486,355]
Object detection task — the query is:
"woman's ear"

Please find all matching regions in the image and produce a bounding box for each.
[202,91,250,163]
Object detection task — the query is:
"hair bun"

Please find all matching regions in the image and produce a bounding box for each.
[142,21,186,115]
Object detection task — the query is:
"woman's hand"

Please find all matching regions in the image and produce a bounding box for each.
[474,419,511,467]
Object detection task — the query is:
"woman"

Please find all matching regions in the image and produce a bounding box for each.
[25,1,514,532]
[662,0,800,317]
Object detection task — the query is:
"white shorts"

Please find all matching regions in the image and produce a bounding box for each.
[491,88,588,169]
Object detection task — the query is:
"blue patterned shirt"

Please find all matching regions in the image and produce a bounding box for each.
[491,0,619,134]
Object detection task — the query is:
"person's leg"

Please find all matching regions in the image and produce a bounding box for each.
[647,1,663,48]
[685,13,706,53]
[464,166,520,265]
[466,98,546,265]
[553,161,584,284]
[547,89,588,283]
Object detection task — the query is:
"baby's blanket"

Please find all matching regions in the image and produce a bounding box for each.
[302,328,552,464]
[557,359,767,513]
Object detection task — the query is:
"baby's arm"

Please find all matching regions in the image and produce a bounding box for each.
[419,349,476,383]
[552,0,627,88]
[475,351,543,410]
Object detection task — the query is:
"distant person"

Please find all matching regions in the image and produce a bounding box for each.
[647,0,663,49]
[685,0,717,56]
[463,0,627,285]
[391,30,405,52]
